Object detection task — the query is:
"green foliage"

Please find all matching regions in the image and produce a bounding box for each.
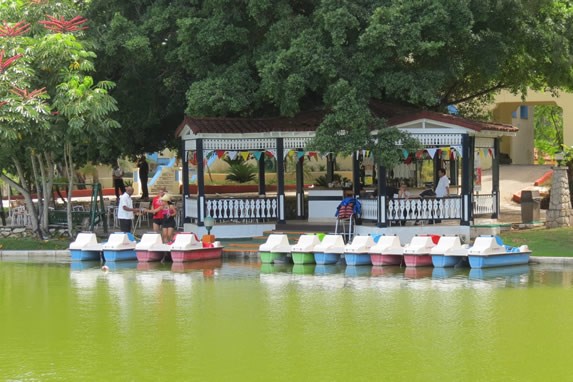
[85,0,573,160]
[225,162,257,183]
[534,105,563,162]
[314,173,350,188]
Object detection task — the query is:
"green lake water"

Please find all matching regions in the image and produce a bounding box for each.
[2,259,573,381]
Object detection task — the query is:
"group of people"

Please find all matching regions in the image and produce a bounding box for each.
[112,155,149,202]
[113,155,176,242]
[393,168,450,226]
[116,186,177,243]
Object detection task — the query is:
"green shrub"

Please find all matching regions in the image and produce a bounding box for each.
[226,163,257,183]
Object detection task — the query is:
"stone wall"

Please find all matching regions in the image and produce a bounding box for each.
[0,226,71,239]
[546,166,572,228]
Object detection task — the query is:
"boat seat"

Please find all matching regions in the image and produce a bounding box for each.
[404,236,437,254]
[291,234,321,252]
[313,235,346,254]
[370,235,403,255]
[258,234,291,253]
[344,235,375,253]
[467,236,506,256]
[135,233,164,250]
[171,233,202,251]
[69,232,99,250]
[102,232,136,250]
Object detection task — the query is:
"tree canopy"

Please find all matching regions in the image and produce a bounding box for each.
[86,0,573,162]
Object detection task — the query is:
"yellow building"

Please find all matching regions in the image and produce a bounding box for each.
[491,90,573,164]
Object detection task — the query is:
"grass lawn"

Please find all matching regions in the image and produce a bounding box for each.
[500,227,573,257]
[0,237,70,250]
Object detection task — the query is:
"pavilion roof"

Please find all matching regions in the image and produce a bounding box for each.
[176,103,517,137]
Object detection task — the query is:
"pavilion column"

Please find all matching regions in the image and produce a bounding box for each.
[326,153,335,183]
[449,158,457,186]
[296,151,305,219]
[377,164,388,227]
[460,134,473,226]
[196,139,206,225]
[258,153,266,196]
[352,151,361,197]
[276,138,286,224]
[181,138,190,224]
[433,153,441,188]
[492,138,500,219]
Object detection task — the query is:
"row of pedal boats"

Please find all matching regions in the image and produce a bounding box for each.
[69,232,223,262]
[259,233,531,269]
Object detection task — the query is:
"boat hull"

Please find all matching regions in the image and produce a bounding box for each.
[136,250,169,262]
[468,253,530,269]
[292,252,315,264]
[171,247,223,262]
[314,252,341,265]
[431,255,463,268]
[103,249,137,262]
[344,253,372,266]
[259,251,289,264]
[403,254,433,267]
[70,249,100,262]
[370,254,403,266]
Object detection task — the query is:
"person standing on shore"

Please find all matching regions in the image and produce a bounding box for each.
[117,186,136,233]
[112,163,126,203]
[137,155,149,200]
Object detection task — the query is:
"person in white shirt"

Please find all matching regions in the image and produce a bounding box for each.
[117,186,136,232]
[434,168,450,223]
[435,168,450,198]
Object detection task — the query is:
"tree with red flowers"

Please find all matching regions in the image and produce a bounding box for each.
[0,0,119,238]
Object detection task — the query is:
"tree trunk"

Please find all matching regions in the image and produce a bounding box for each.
[64,143,75,237]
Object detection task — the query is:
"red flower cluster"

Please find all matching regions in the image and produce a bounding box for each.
[0,50,23,73]
[0,21,31,37]
[39,15,88,33]
[10,87,46,100]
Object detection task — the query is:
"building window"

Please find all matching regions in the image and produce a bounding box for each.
[520,105,528,119]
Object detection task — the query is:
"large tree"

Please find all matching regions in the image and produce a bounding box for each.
[87,0,573,165]
[0,0,119,237]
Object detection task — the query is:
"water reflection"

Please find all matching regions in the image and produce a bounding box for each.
[62,259,573,291]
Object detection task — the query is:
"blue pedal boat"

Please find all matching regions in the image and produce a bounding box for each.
[344,235,375,266]
[313,234,346,265]
[69,232,103,261]
[102,232,137,262]
[467,236,531,269]
[430,235,469,268]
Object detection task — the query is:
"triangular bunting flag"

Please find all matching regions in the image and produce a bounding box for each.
[266,149,276,158]
[426,148,438,159]
[228,151,238,160]
[216,150,226,159]
[452,146,463,157]
[402,149,409,158]
[252,151,263,160]
[296,151,305,160]
[240,151,250,161]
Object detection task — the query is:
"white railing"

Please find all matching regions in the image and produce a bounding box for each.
[185,196,278,223]
[360,197,463,223]
[473,194,496,216]
[360,199,378,221]
[206,197,277,222]
[387,197,462,221]
[186,197,199,220]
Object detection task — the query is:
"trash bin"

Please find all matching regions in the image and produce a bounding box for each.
[521,190,540,223]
